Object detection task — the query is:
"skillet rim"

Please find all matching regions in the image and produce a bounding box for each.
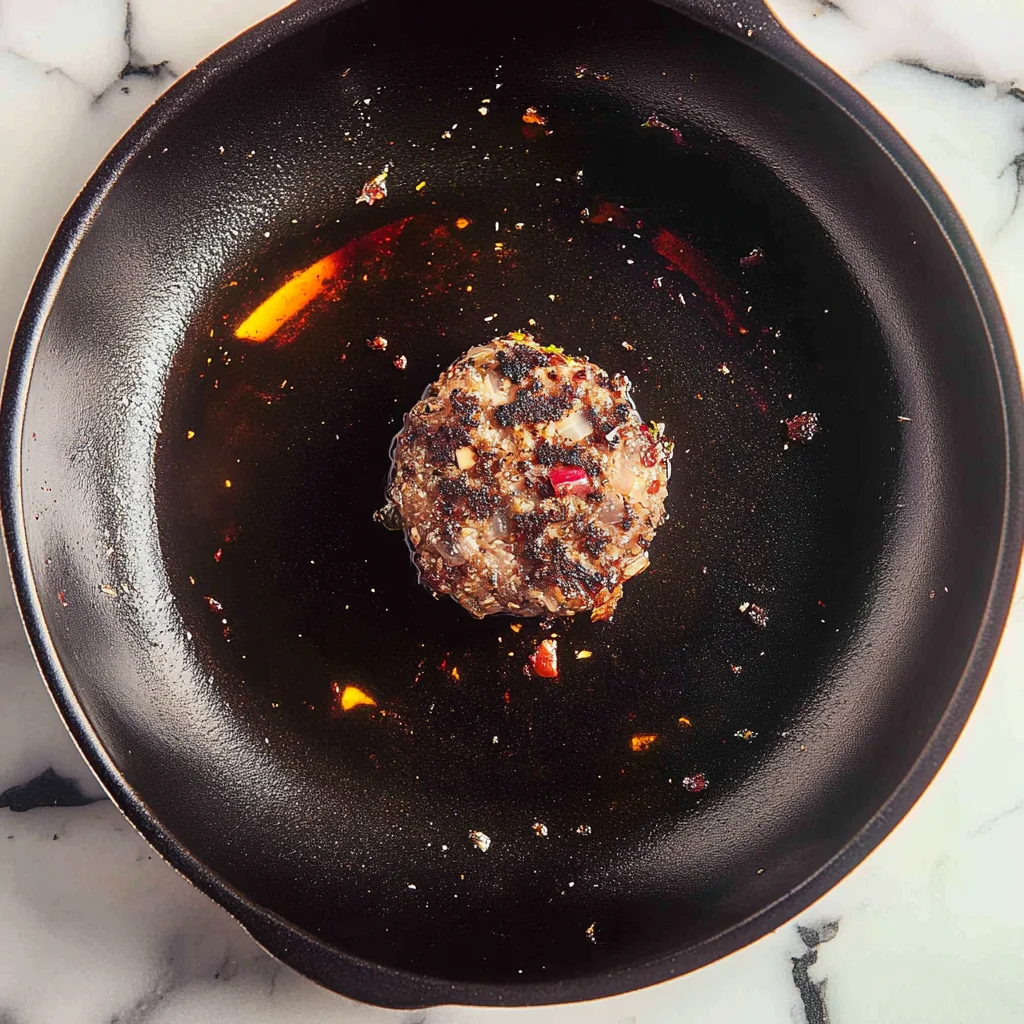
[1,0,1021,1007]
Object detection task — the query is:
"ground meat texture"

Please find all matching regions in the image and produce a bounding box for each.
[387,333,671,619]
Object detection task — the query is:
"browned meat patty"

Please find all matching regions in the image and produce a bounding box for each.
[387,333,672,619]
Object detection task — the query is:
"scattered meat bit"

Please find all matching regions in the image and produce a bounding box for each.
[729,664,743,675]
[641,113,684,145]
[522,106,547,125]
[735,728,757,740]
[393,355,408,371]
[213,548,223,563]
[785,411,820,443]
[529,638,559,678]
[356,167,388,206]
[57,591,69,608]
[510,623,522,633]
[575,824,592,836]
[677,716,692,728]
[739,247,765,267]
[532,822,549,837]
[630,733,658,752]
[204,595,224,613]
[367,335,388,351]
[682,773,707,793]
[746,604,769,629]
[468,830,492,852]
[585,922,597,943]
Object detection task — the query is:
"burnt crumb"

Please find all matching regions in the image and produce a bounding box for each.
[497,343,549,384]
[785,411,820,444]
[427,425,472,464]
[495,384,574,426]
[449,388,482,426]
[746,603,769,628]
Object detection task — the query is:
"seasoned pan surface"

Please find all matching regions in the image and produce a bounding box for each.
[3,0,1021,1007]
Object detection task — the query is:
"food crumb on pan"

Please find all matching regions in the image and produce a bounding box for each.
[528,638,559,678]
[366,335,388,351]
[746,604,769,629]
[682,773,708,793]
[630,733,658,752]
[576,824,592,836]
[729,663,743,675]
[785,411,819,443]
[739,247,765,267]
[585,922,597,943]
[575,649,593,660]
[355,167,388,206]
[468,830,491,853]
[522,106,547,125]
[393,354,408,371]
[735,728,757,741]
[641,113,684,145]
[332,682,376,711]
[677,716,692,728]
[531,822,549,837]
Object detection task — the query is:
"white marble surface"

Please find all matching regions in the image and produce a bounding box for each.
[1,0,1022,1020]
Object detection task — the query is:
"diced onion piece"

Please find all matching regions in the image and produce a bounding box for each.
[609,455,637,496]
[622,552,650,578]
[555,410,593,441]
[597,492,625,526]
[456,446,477,470]
[549,464,592,497]
[484,369,506,399]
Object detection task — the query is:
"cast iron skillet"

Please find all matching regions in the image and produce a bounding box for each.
[2,0,1022,1008]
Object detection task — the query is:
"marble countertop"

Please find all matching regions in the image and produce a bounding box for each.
[1,0,1022,1020]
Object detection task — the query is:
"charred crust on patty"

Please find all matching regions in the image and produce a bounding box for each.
[494,382,575,427]
[448,388,482,426]
[497,343,550,384]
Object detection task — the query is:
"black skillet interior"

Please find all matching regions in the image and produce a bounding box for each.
[5,0,1020,1008]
